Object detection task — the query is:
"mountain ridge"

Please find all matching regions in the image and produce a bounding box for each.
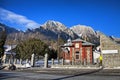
[70,24,99,44]
[1,20,119,46]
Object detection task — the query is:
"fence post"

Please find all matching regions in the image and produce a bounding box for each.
[44,53,48,68]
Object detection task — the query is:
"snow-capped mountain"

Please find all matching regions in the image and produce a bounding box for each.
[70,25,96,36]
[0,20,107,45]
[42,20,67,32]
[35,20,78,40]
[0,20,78,44]
[70,25,100,44]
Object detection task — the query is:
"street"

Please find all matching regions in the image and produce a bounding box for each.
[0,68,120,80]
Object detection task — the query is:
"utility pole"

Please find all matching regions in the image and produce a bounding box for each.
[57,34,60,64]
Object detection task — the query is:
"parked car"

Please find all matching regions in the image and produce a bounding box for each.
[21,63,31,68]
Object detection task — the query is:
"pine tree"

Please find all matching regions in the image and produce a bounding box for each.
[14,38,57,60]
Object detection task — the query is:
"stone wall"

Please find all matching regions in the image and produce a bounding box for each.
[100,34,120,68]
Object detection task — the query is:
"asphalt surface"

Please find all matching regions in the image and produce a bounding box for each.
[0,68,120,80]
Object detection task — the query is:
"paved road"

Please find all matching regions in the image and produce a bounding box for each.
[0,70,66,80]
[0,68,120,80]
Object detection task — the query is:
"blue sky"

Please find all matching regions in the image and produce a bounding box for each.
[0,0,120,37]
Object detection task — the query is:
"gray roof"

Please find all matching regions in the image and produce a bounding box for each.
[72,38,94,46]
[72,38,84,42]
[82,41,94,46]
[61,38,94,47]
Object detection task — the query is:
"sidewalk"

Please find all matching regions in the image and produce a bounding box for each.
[51,64,101,69]
[15,66,103,75]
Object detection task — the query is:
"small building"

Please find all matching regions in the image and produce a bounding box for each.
[61,38,94,65]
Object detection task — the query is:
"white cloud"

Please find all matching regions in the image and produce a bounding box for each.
[0,8,40,29]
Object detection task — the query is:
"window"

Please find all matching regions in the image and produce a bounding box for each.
[76,51,79,54]
[76,55,79,59]
[75,51,80,59]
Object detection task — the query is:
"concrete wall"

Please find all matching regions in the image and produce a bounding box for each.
[100,34,120,68]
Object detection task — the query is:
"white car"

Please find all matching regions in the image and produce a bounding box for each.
[21,63,31,68]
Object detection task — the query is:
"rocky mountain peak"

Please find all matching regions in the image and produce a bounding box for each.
[1,21,101,45]
[70,25,96,36]
[70,24,99,44]
[38,20,78,40]
[42,20,67,32]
